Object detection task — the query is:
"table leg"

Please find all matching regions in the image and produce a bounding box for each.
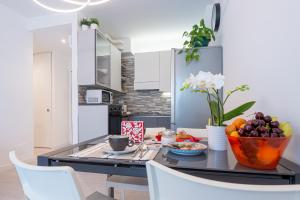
[108,187,114,198]
[107,174,114,198]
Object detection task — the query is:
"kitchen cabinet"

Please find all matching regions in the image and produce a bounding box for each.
[159,50,171,92]
[78,30,122,92]
[110,44,122,91]
[134,50,171,92]
[78,105,108,143]
[134,52,160,90]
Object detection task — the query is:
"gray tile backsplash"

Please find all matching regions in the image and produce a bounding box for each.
[78,52,171,115]
[119,53,171,115]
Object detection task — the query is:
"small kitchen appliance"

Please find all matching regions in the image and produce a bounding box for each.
[86,89,112,104]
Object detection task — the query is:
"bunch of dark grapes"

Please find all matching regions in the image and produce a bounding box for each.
[238,112,285,137]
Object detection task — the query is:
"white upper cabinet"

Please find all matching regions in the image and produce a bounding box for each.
[110,44,122,91]
[134,50,171,92]
[159,50,171,92]
[78,30,96,85]
[78,30,122,92]
[134,52,160,90]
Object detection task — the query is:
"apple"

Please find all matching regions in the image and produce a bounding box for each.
[279,122,293,137]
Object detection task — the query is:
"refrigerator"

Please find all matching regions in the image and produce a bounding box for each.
[171,47,223,130]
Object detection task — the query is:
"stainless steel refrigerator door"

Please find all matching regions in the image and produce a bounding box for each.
[171,47,223,130]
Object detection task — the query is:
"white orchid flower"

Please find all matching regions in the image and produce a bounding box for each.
[212,73,225,89]
[183,71,224,90]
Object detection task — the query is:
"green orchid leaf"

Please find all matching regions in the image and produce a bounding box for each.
[209,101,219,119]
[223,101,256,122]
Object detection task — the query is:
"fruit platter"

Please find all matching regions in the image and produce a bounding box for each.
[226,112,292,170]
[167,142,207,156]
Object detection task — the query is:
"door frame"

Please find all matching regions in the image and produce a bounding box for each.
[28,15,79,145]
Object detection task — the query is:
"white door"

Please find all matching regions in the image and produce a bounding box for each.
[33,52,52,148]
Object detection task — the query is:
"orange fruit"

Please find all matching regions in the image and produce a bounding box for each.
[240,123,246,129]
[225,124,236,135]
[230,131,239,137]
[232,118,246,129]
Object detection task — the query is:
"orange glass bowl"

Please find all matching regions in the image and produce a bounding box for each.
[227,135,291,170]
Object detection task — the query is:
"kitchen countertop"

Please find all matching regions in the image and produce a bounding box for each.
[79,103,109,106]
[127,112,171,117]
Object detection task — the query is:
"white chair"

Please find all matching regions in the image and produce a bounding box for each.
[146,160,300,200]
[9,151,114,200]
[176,128,208,139]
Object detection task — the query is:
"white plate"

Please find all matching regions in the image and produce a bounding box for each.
[102,145,138,155]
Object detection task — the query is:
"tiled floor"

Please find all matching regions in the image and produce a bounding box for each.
[0,148,149,200]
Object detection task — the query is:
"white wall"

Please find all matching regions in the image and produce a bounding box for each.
[0,5,33,168]
[131,35,183,53]
[219,0,300,164]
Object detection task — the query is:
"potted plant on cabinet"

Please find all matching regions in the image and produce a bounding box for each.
[179,19,215,64]
[181,71,255,151]
[90,18,100,30]
[80,18,90,31]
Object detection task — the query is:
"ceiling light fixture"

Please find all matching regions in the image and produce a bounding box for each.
[32,0,91,13]
[63,0,110,6]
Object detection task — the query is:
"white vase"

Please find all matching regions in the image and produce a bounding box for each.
[90,23,98,30]
[81,24,89,31]
[207,126,227,151]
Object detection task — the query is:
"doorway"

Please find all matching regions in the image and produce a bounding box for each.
[33,24,72,149]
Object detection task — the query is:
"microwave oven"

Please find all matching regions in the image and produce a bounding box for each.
[86,89,112,104]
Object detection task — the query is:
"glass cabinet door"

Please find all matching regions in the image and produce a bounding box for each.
[95,32,111,87]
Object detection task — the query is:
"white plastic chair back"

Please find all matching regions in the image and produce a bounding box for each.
[176,128,208,138]
[146,160,300,200]
[9,151,85,200]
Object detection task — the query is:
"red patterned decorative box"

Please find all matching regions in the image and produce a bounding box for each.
[121,121,144,143]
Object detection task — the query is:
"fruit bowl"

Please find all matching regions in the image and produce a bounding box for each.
[227,135,291,170]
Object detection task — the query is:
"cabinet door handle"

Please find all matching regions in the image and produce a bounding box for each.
[46,108,50,112]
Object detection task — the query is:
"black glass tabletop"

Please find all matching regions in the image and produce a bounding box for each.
[41,136,295,177]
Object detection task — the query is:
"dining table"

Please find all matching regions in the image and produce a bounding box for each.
[38,135,300,198]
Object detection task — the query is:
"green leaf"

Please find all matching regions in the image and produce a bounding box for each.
[182,31,188,37]
[180,18,215,63]
[200,19,205,27]
[223,101,256,122]
[186,54,192,63]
